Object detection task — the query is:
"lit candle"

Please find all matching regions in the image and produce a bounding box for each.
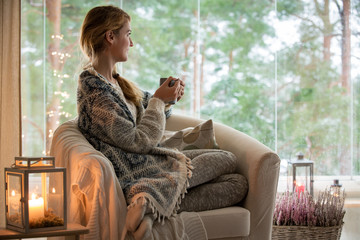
[296,183,305,193]
[9,190,20,212]
[29,193,44,220]
[49,187,62,212]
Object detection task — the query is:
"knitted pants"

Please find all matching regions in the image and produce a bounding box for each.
[178,149,248,213]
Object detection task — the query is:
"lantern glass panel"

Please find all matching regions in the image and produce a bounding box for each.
[28,171,65,229]
[48,172,65,221]
[6,173,23,228]
[291,160,314,196]
[294,166,311,191]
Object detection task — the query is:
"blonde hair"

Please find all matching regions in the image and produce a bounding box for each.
[80,5,143,106]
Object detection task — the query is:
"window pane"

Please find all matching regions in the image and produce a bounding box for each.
[21,0,46,156]
[276,0,354,176]
[199,0,276,148]
[21,0,359,177]
[123,0,197,116]
[21,0,120,155]
[353,0,360,176]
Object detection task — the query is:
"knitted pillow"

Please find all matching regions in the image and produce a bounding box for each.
[161,119,219,150]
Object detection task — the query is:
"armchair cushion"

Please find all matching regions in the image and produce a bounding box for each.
[198,207,250,239]
[161,119,219,150]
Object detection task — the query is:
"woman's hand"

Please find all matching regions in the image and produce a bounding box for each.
[153,76,185,103]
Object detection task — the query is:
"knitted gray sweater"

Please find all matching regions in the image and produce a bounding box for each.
[77,70,192,219]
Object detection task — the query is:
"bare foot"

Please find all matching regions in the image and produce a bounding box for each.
[126,197,148,232]
[133,215,154,240]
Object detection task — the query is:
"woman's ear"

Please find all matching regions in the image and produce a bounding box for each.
[105,30,114,44]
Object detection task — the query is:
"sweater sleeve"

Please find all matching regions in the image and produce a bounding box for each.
[142,91,172,119]
[77,74,166,154]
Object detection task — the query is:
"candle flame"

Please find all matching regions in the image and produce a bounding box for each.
[294,181,304,187]
[31,193,37,200]
[11,190,15,197]
[52,187,56,194]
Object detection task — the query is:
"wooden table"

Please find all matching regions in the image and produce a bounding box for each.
[0,223,89,240]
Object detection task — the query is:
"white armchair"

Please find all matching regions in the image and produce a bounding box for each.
[166,114,280,240]
[50,114,280,240]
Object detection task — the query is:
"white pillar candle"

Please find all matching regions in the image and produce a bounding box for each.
[29,193,44,220]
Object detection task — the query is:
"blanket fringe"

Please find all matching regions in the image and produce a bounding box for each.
[126,151,194,226]
[176,152,193,178]
[173,152,194,219]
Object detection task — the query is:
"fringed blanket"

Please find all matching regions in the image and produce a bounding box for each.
[77,70,192,219]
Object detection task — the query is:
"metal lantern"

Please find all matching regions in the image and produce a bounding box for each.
[289,152,314,196]
[330,179,343,197]
[4,156,66,233]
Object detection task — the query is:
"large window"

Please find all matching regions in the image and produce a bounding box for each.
[21,0,360,177]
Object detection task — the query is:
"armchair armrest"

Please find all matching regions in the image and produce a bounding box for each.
[50,120,127,240]
[166,114,280,240]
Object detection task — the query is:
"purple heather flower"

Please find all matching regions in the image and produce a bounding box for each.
[273,189,345,227]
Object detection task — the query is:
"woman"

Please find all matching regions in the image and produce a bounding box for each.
[77,5,247,240]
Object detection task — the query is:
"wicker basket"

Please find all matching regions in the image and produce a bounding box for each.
[272,224,343,240]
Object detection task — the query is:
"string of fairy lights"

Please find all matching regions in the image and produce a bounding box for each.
[47,34,73,151]
[23,34,73,156]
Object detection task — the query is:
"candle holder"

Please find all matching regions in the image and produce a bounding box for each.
[289,152,314,196]
[4,156,67,233]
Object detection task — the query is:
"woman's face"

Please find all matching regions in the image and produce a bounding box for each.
[111,21,133,62]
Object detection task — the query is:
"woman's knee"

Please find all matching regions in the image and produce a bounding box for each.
[216,150,238,169]
[213,173,247,186]
[222,150,237,161]
[212,173,249,201]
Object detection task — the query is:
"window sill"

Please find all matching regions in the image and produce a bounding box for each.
[277,175,360,202]
[344,198,360,208]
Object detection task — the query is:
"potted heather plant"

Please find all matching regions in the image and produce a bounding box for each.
[272,189,346,240]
